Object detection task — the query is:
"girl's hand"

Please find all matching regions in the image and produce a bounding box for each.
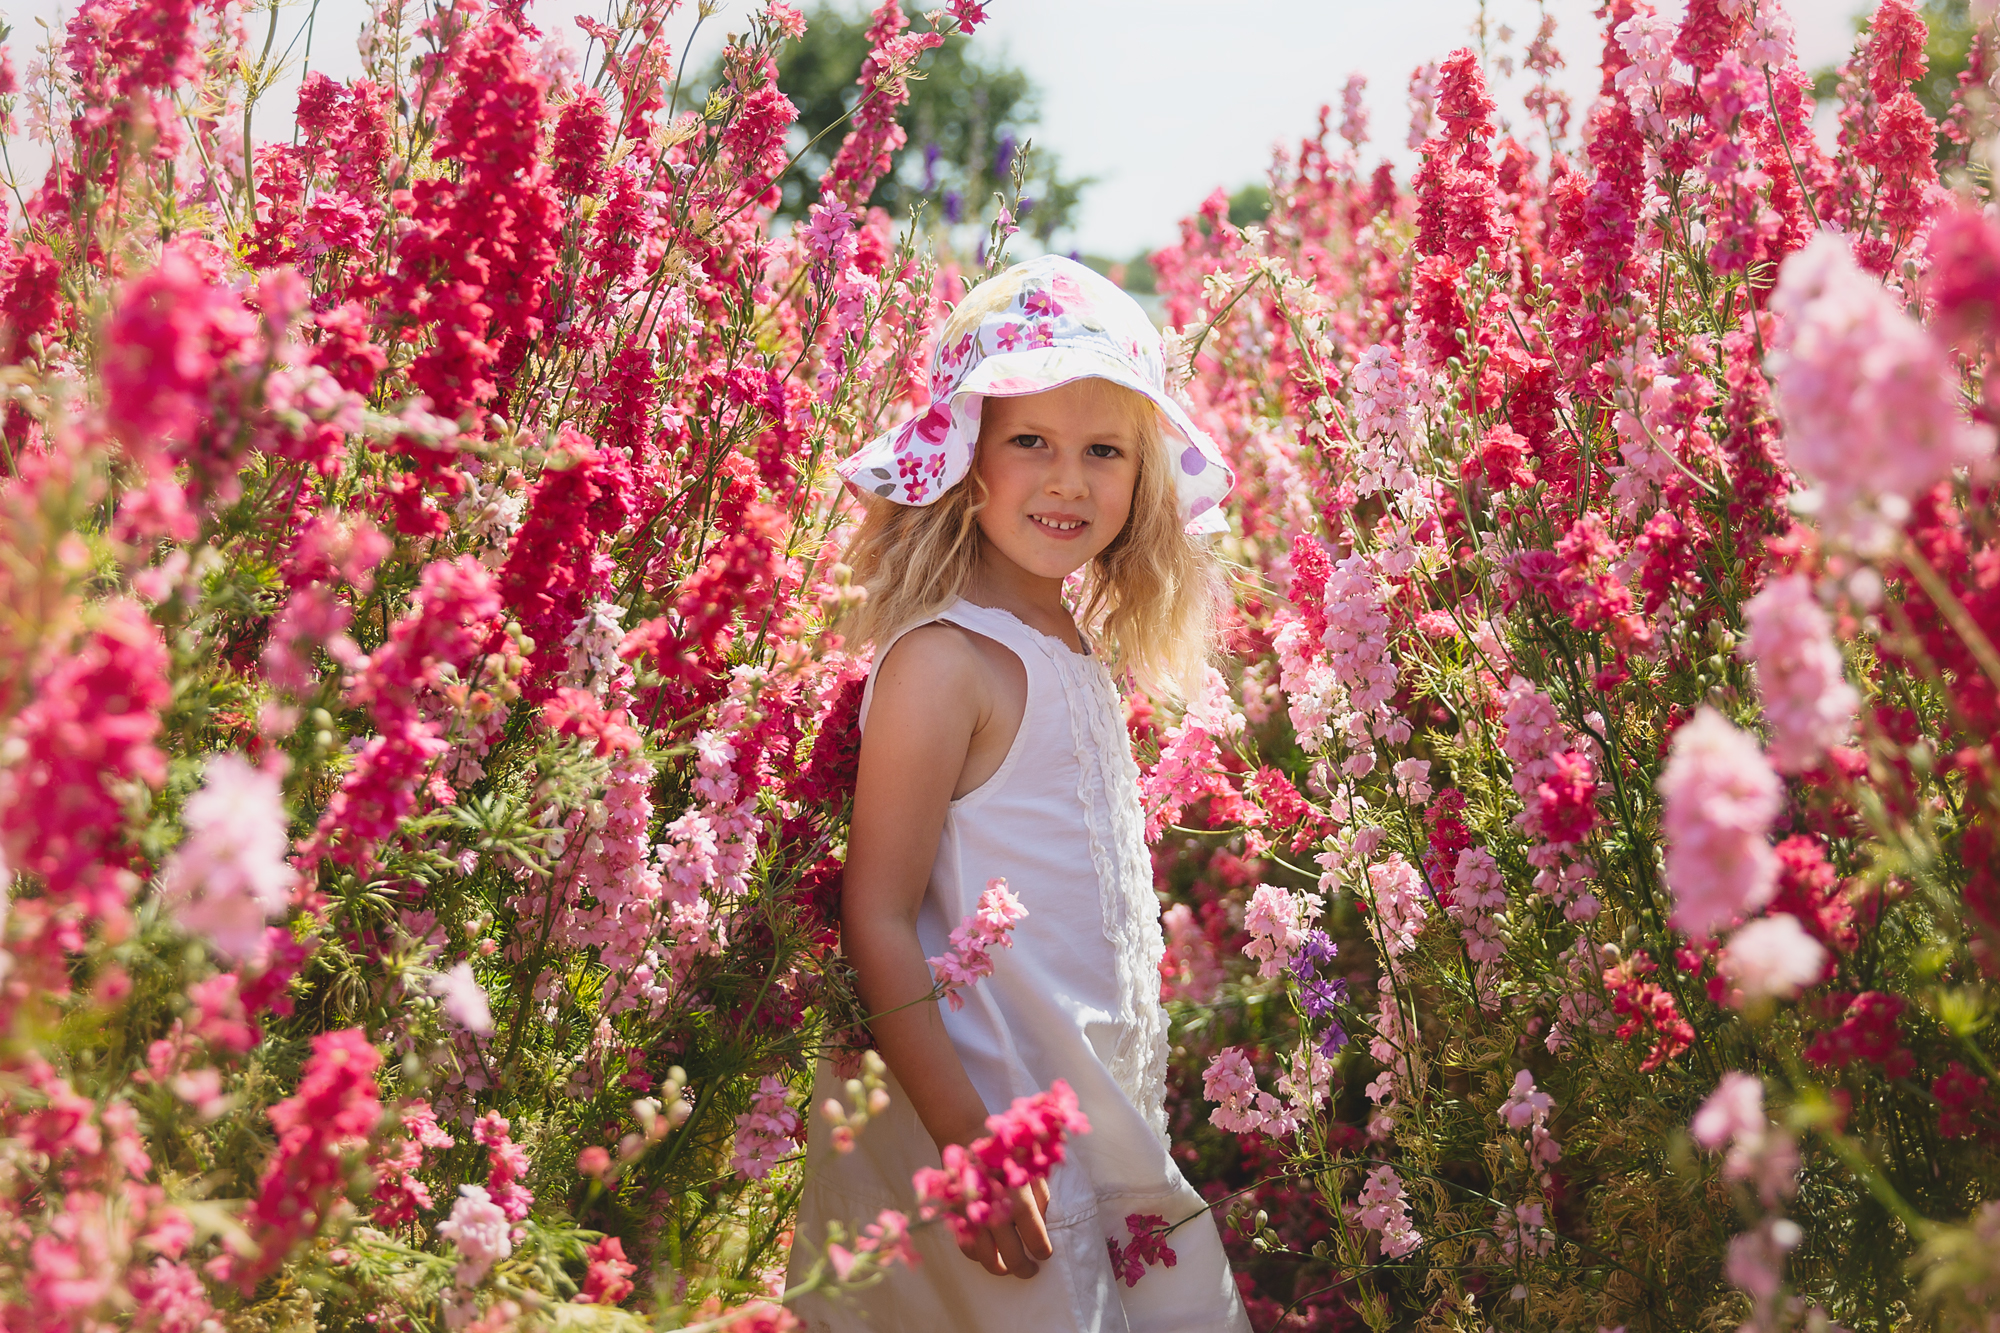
[958,1176,1053,1279]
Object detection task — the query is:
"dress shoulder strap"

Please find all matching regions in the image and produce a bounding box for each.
[935,599,1094,662]
[857,599,1086,734]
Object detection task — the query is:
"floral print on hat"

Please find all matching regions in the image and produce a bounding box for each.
[836,254,1235,534]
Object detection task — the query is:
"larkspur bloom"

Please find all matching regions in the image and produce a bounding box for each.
[157,753,296,964]
[731,1075,802,1181]
[1769,232,1982,553]
[1244,883,1316,979]
[437,1184,513,1286]
[578,1236,635,1305]
[430,962,495,1034]
[1363,855,1430,965]
[1718,914,1828,1004]
[926,878,1027,1010]
[1658,708,1783,937]
[1106,1213,1179,1287]
[1691,1072,1800,1206]
[1354,1165,1421,1258]
[370,1100,455,1228]
[1292,929,1350,1054]
[473,1113,534,1221]
[1202,1047,1271,1135]
[1499,1069,1553,1129]
[234,1029,382,1287]
[1741,575,1858,772]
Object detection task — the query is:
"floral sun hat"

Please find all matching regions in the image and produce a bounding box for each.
[835,254,1235,534]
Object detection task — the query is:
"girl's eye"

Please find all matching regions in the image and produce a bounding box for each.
[1010,433,1046,449]
[1087,442,1124,459]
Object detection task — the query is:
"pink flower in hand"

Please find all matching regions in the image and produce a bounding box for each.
[911,1081,1090,1243]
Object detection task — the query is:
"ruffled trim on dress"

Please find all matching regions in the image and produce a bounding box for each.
[1019,624,1170,1146]
[940,604,1173,1146]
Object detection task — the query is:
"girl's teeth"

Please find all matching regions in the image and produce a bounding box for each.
[1036,517,1082,530]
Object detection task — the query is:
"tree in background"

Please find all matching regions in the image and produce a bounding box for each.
[755,1,1088,243]
[1814,0,1978,137]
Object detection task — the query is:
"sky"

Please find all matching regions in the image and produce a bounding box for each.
[4,0,1873,252]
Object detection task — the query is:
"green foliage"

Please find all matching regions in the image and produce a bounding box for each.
[1227,184,1273,230]
[751,0,1089,241]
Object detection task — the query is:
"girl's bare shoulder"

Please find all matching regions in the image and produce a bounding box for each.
[869,622,990,726]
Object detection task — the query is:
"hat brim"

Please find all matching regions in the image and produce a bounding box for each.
[836,347,1234,535]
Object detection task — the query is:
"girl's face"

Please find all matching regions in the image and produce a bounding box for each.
[971,381,1142,585]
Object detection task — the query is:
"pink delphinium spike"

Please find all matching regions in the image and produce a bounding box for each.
[926,877,1027,1011]
[1658,707,1783,937]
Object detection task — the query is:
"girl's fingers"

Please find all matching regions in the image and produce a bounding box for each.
[1012,1182,1054,1263]
[991,1220,1039,1279]
[965,1226,1006,1277]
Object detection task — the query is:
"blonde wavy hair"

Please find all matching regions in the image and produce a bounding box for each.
[843,379,1222,699]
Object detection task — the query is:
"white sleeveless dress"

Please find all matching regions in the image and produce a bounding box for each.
[788,599,1251,1333]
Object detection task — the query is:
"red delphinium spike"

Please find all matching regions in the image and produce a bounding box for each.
[578,1236,637,1305]
[1718,317,1792,569]
[1106,1213,1179,1288]
[1865,0,1930,100]
[369,1100,457,1229]
[0,242,62,366]
[1422,787,1472,897]
[1601,950,1694,1071]
[381,17,560,439]
[474,1111,535,1221]
[1804,991,1916,1079]
[1410,49,1510,274]
[1673,0,1747,80]
[1769,836,1858,954]
[231,1029,384,1289]
[819,1,943,207]
[1,600,169,974]
[1932,1063,1992,1140]
[717,38,801,209]
[301,557,503,869]
[550,90,612,196]
[497,434,632,700]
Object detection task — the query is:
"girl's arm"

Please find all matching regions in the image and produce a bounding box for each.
[842,625,1052,1281]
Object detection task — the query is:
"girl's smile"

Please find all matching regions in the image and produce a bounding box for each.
[1027,511,1088,537]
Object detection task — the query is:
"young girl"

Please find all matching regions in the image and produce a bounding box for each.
[788,255,1252,1333]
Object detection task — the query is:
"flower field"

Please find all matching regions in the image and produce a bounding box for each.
[3,0,2000,1327]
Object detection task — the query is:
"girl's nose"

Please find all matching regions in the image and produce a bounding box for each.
[1045,447,1088,497]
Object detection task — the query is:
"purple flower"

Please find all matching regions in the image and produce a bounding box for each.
[1300,976,1349,1023]
[1293,930,1349,1051]
[1294,929,1338,978]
